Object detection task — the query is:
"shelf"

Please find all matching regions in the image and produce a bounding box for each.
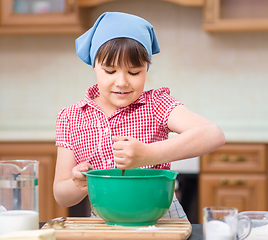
[203,0,268,32]
[78,0,204,7]
[0,0,88,34]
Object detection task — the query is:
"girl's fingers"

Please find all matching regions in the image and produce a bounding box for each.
[79,165,88,172]
[78,162,93,172]
[113,150,125,158]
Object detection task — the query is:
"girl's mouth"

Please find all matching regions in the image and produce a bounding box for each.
[113,91,131,95]
[114,91,129,94]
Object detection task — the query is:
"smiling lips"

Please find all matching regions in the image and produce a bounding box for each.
[113,91,131,96]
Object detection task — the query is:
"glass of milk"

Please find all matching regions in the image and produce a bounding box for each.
[0,160,39,236]
[203,207,252,240]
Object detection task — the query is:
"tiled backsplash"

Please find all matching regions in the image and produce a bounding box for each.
[0,0,268,142]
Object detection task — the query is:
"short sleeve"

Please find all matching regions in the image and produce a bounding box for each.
[152,87,183,133]
[55,108,73,150]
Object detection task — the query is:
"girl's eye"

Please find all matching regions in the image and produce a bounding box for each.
[129,71,140,76]
[105,70,116,74]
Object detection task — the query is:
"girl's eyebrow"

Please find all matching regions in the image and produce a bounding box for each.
[101,63,115,68]
[129,66,143,71]
[100,62,146,69]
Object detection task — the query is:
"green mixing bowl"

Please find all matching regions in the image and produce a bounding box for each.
[82,168,178,226]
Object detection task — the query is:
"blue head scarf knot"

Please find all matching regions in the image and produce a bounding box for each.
[75,12,160,67]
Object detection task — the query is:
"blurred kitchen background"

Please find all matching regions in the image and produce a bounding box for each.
[0,0,268,224]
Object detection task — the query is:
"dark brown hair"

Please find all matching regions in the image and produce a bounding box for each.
[94,38,151,68]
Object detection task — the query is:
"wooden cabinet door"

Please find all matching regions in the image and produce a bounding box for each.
[203,0,268,31]
[198,173,267,223]
[0,0,86,34]
[0,142,68,222]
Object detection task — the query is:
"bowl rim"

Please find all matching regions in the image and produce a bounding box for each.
[81,168,178,179]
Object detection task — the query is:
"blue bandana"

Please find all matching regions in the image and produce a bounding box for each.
[75,12,160,66]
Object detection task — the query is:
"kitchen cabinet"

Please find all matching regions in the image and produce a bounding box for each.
[0,0,88,34]
[78,0,204,7]
[203,0,268,32]
[198,143,267,223]
[0,142,68,222]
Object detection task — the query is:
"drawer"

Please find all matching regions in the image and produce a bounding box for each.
[200,144,266,173]
[198,173,267,223]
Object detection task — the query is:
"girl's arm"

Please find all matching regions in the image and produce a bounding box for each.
[53,147,92,207]
[113,105,225,168]
[157,104,226,162]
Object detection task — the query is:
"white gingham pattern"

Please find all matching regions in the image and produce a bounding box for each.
[163,193,187,219]
[56,84,182,170]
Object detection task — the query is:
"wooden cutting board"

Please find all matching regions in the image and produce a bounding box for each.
[42,217,192,240]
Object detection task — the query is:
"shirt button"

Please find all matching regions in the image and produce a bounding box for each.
[104,127,109,133]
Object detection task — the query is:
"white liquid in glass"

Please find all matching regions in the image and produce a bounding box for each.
[205,220,235,240]
[0,210,39,236]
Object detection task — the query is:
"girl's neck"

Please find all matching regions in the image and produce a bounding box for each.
[93,97,117,118]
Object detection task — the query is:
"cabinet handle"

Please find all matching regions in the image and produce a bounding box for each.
[220,154,247,162]
[220,179,247,185]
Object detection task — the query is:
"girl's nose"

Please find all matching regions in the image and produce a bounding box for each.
[115,73,129,87]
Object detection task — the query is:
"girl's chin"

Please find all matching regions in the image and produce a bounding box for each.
[112,97,134,107]
[115,103,129,109]
[113,101,132,109]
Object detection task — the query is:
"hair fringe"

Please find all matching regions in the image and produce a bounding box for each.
[95,38,151,67]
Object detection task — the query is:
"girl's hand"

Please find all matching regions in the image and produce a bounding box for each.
[112,136,152,169]
[71,162,93,193]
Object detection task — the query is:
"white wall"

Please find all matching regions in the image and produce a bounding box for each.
[1,0,268,142]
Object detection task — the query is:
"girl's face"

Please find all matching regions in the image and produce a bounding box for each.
[94,60,148,116]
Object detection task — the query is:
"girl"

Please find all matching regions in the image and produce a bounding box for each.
[53,12,225,219]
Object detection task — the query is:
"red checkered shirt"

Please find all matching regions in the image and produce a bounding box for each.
[56,84,182,170]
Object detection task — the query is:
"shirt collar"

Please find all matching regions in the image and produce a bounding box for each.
[77,84,146,109]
